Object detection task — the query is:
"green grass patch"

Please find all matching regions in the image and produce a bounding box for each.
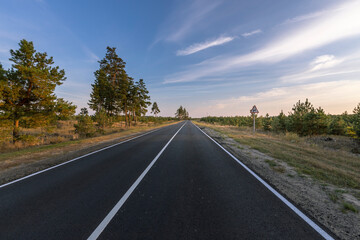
[342,202,358,213]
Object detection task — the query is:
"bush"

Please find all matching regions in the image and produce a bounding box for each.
[272,111,287,133]
[94,110,113,133]
[353,103,360,138]
[328,116,346,135]
[262,113,272,131]
[18,134,39,146]
[74,109,96,138]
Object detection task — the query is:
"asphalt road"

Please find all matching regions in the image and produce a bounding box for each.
[0,121,333,239]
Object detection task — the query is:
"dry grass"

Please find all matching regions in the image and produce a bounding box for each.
[0,121,177,173]
[195,121,360,190]
[0,120,167,153]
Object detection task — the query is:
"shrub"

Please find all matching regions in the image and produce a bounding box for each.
[328,116,346,135]
[74,109,96,138]
[272,111,287,133]
[94,109,113,133]
[262,113,272,131]
[353,103,360,138]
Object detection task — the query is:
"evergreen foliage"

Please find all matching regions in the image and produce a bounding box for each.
[353,103,360,138]
[0,39,66,142]
[54,98,76,120]
[74,108,96,137]
[175,106,189,119]
[151,102,160,117]
[88,47,151,127]
[262,113,272,131]
[200,99,360,138]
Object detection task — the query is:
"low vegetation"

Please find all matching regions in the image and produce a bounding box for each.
[195,121,360,190]
[201,99,360,139]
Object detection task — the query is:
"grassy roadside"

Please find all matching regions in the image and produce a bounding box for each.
[194,121,360,190]
[0,121,178,174]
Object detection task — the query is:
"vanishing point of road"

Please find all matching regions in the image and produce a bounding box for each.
[0,121,335,239]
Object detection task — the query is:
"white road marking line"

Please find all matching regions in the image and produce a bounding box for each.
[87,121,187,240]
[0,123,178,189]
[192,122,334,240]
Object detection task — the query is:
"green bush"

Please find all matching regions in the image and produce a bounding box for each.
[328,116,346,135]
[94,109,113,133]
[262,113,272,131]
[353,103,360,138]
[74,109,96,138]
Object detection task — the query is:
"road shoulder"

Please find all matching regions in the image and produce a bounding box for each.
[195,122,359,240]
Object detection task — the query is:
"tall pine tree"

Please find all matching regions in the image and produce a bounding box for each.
[0,39,66,142]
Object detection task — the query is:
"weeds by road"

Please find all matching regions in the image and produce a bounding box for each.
[195,121,360,190]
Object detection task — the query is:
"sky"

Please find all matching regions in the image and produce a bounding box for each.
[1,0,360,117]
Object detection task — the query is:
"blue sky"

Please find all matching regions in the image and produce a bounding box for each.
[1,0,360,117]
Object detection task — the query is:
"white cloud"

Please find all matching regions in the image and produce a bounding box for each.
[282,10,328,25]
[241,29,262,37]
[309,55,343,72]
[281,50,360,83]
[176,36,234,56]
[164,0,360,83]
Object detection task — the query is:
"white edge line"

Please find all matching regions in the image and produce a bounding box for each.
[0,123,178,189]
[192,122,334,240]
[87,121,187,240]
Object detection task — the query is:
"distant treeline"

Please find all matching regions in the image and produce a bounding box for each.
[200,99,360,138]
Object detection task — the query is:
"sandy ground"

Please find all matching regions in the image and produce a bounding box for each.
[199,125,360,240]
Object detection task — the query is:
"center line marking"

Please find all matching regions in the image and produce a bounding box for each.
[88,121,187,240]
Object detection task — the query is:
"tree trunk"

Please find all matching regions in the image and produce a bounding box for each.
[133,109,136,124]
[124,105,128,128]
[13,119,20,143]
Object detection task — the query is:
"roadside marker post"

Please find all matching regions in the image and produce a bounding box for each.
[250,105,259,133]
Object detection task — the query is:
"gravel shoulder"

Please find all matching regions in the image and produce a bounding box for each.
[198,125,360,240]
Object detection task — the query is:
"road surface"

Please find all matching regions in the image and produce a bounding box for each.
[0,121,334,239]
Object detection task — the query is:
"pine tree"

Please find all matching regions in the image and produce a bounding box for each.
[175,106,189,119]
[0,39,66,142]
[54,98,77,120]
[88,47,126,116]
[135,79,151,120]
[262,113,272,131]
[151,102,160,117]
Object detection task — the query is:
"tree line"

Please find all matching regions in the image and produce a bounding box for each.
[200,99,360,138]
[0,39,186,143]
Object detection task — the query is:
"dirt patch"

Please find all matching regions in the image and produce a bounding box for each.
[199,125,360,240]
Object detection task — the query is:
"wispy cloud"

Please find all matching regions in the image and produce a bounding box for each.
[164,0,360,83]
[309,55,343,72]
[176,36,234,56]
[282,10,328,25]
[241,29,262,37]
[156,0,222,43]
[280,50,360,83]
[82,46,99,62]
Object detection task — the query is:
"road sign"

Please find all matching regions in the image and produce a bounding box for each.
[250,105,259,114]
